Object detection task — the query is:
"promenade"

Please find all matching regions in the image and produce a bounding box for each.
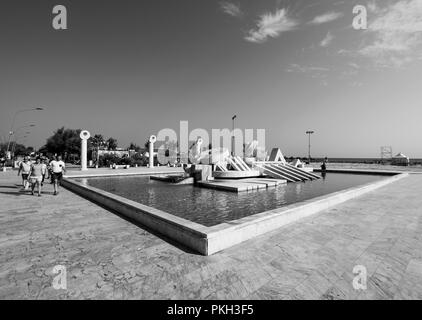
[1,168,422,299]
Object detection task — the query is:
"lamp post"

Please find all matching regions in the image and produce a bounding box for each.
[306,130,314,164]
[5,107,43,160]
[10,125,35,159]
[11,132,31,154]
[231,115,237,156]
[11,134,29,159]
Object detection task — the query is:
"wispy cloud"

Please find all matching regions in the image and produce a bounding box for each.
[309,11,344,25]
[220,2,243,17]
[286,64,329,73]
[286,64,330,86]
[367,1,380,13]
[245,9,298,43]
[359,0,422,67]
[348,62,360,69]
[320,32,334,47]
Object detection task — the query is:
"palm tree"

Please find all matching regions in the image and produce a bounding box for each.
[91,134,105,167]
[106,137,118,151]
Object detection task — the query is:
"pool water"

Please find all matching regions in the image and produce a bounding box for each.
[78,173,386,227]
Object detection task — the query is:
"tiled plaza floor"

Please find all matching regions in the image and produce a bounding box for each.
[1,169,422,299]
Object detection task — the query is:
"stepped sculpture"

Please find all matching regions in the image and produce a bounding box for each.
[254,148,320,182]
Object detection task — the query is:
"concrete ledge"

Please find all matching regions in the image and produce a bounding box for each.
[61,178,209,254]
[62,172,408,255]
[314,168,401,175]
[204,173,408,254]
[64,168,183,179]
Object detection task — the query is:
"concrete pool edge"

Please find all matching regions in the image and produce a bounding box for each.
[61,178,210,254]
[62,171,408,255]
[204,172,408,254]
[64,168,183,179]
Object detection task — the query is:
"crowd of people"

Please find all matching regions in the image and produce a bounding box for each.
[17,155,66,197]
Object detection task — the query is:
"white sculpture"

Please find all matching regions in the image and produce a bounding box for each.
[80,130,90,171]
[210,148,230,165]
[245,140,259,158]
[189,137,203,164]
[149,135,156,168]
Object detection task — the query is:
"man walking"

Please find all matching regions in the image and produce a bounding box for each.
[50,155,66,195]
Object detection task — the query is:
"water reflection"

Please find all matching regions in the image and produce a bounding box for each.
[147,188,156,204]
[295,182,302,198]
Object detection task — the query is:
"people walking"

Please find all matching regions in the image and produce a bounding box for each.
[50,155,66,195]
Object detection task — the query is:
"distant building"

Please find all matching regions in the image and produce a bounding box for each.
[92,148,130,160]
[391,152,410,166]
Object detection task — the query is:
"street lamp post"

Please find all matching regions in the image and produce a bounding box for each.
[11,132,31,158]
[11,135,29,159]
[5,107,43,160]
[306,130,314,164]
[231,115,237,156]
[9,125,35,159]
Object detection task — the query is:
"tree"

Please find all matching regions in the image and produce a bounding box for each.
[144,139,150,150]
[128,142,141,152]
[106,137,118,150]
[90,134,105,151]
[90,134,106,165]
[43,127,81,159]
[91,134,104,144]
[0,143,33,157]
[13,143,34,156]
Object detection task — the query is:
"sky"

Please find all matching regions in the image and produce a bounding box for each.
[0,0,421,158]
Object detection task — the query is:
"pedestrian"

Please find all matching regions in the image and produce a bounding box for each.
[41,157,49,187]
[49,156,56,184]
[28,157,46,197]
[321,160,327,172]
[50,155,66,195]
[17,156,32,190]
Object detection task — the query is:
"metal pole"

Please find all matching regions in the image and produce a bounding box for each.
[10,127,33,159]
[306,131,314,163]
[11,135,28,159]
[5,108,43,160]
[231,115,236,156]
[308,134,311,163]
[5,112,19,160]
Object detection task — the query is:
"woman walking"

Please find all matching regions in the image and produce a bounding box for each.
[41,157,49,186]
[17,156,31,190]
[28,157,46,197]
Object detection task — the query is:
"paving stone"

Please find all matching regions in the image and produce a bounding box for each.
[1,170,422,299]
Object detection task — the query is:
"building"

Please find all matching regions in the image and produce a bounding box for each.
[391,152,410,166]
